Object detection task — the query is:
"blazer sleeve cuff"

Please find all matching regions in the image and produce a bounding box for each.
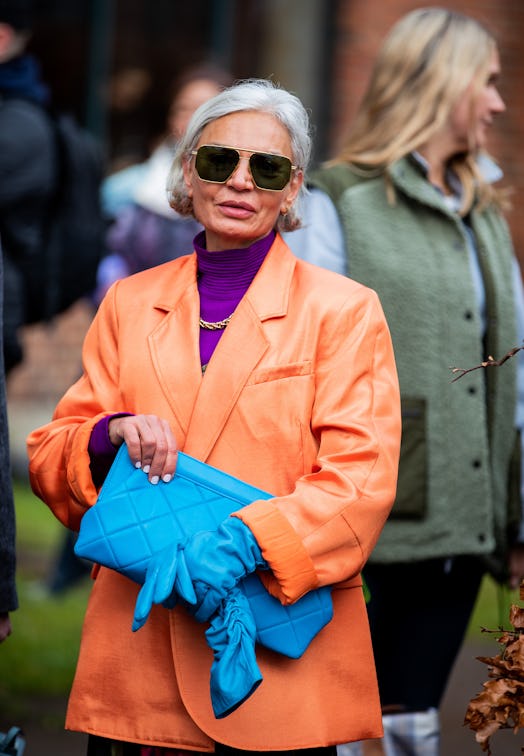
[233,501,318,603]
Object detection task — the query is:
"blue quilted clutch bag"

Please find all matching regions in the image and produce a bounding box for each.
[75,444,333,659]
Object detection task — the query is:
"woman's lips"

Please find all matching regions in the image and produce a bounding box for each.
[218,201,256,219]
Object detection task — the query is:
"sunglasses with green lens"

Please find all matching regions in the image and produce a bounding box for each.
[191,145,296,191]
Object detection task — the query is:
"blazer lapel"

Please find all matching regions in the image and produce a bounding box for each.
[183,298,269,458]
[184,235,296,460]
[147,256,203,438]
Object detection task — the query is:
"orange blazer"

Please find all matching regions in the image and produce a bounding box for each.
[27,235,401,751]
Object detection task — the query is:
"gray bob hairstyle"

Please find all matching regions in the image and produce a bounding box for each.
[166,78,312,232]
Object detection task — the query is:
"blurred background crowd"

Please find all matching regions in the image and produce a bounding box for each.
[7,0,524,417]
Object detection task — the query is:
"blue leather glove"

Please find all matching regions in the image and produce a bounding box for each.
[133,516,266,630]
[132,525,264,718]
[180,516,267,622]
[205,587,263,718]
[132,543,196,631]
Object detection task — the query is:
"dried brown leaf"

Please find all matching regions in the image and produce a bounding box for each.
[510,604,524,630]
[465,599,524,754]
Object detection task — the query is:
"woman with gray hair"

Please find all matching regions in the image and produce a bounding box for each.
[167,77,311,232]
[27,78,401,756]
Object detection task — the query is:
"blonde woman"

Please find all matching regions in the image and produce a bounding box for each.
[291,8,524,755]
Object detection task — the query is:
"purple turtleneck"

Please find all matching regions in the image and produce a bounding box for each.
[195,229,275,368]
[88,230,275,478]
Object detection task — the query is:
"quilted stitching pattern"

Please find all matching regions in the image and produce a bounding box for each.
[76,445,333,658]
[240,573,332,659]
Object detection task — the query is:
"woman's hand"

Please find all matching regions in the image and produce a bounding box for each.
[108,414,178,484]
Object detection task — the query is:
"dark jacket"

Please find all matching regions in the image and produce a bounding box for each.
[0,243,17,614]
[0,54,56,372]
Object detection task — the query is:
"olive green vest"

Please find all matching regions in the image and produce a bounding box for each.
[312,158,519,575]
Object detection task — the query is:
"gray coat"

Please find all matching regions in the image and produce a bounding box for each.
[0,243,17,613]
[0,95,56,372]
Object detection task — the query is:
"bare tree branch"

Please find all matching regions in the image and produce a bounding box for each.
[450,343,524,382]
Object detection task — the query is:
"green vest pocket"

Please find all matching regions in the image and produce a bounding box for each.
[391,397,427,519]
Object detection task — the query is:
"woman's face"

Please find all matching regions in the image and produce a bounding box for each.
[449,48,505,153]
[183,110,303,251]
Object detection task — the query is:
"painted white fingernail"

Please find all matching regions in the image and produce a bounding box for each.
[151,475,159,485]
[135,461,142,469]
[143,464,150,474]
[162,474,172,483]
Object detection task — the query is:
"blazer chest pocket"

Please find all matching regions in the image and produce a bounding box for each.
[246,360,312,385]
[237,363,315,451]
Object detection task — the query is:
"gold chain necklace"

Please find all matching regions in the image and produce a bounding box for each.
[199,314,234,331]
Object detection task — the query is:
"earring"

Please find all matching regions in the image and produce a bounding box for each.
[281,206,289,215]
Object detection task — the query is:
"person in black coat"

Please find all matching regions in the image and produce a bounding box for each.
[0,0,57,373]
[0,238,17,643]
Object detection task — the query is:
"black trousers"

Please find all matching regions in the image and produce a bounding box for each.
[87,736,337,756]
[364,555,485,712]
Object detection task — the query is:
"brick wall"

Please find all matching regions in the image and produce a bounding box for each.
[7,301,94,406]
